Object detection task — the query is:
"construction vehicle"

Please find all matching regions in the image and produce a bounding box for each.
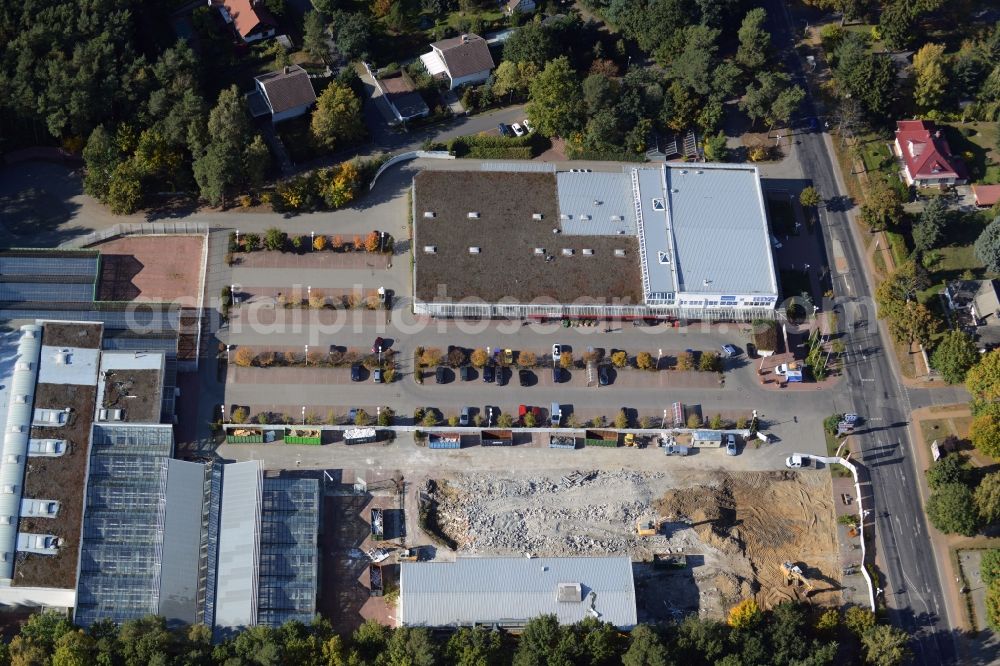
[636,518,661,536]
[775,362,803,383]
[398,547,420,562]
[781,561,815,591]
[624,433,636,447]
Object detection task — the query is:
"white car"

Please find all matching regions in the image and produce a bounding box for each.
[552,344,561,362]
[785,454,806,468]
[523,119,534,133]
[511,123,525,137]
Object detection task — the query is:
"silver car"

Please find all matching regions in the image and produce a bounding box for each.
[726,434,738,456]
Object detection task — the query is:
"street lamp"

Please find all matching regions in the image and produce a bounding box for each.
[305,345,309,365]
[658,348,662,369]
[301,406,305,425]
[231,284,238,305]
[310,231,315,250]
[235,229,240,248]
[226,345,231,363]
[662,409,667,429]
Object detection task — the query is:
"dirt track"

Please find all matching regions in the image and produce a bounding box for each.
[427,468,839,618]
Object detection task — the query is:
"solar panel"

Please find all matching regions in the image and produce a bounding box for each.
[0,255,98,278]
[0,282,94,302]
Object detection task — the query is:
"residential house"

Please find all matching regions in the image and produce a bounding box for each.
[972,183,1000,207]
[972,279,1000,350]
[373,70,430,124]
[893,120,967,188]
[253,65,317,124]
[208,0,277,43]
[420,34,495,90]
[504,0,537,15]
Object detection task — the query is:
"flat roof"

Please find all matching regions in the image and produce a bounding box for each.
[95,352,165,425]
[401,556,637,628]
[213,461,262,636]
[661,164,777,296]
[37,345,100,387]
[414,171,642,305]
[555,171,636,236]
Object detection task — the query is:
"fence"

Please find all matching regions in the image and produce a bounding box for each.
[63,221,210,249]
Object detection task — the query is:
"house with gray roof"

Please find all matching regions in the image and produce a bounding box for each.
[420,34,494,90]
[400,556,637,629]
[253,65,317,124]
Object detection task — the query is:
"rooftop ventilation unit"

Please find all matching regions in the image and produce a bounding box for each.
[467,211,480,219]
[658,251,670,264]
[560,214,571,220]
[24,330,35,339]
[552,228,561,234]
[469,247,481,254]
[534,248,545,255]
[671,188,679,193]
[680,169,688,174]
[556,582,582,602]
[617,230,626,234]
[562,249,574,256]
[696,170,704,174]
[4,455,17,464]
[610,215,623,221]
[703,279,713,286]
[9,425,22,434]
[423,211,435,218]
[532,213,544,220]
[15,362,30,372]
[13,395,28,404]
[0,517,11,526]
[614,249,627,257]
[423,246,437,254]
[593,200,602,206]
[579,214,591,221]
[582,249,594,256]
[55,350,71,365]
[1,485,14,495]
[651,199,665,211]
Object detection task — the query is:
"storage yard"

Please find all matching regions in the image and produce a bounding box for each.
[423,468,840,618]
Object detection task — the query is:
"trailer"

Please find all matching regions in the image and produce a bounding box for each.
[371,508,384,541]
[480,429,514,446]
[226,427,264,444]
[653,553,688,569]
[690,430,723,447]
[672,402,685,427]
[584,430,620,447]
[285,428,321,445]
[428,433,461,449]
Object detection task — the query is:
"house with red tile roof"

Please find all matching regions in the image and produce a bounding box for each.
[893,120,966,188]
[972,184,1000,207]
[209,0,276,44]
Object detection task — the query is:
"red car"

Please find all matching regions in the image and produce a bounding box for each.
[372,337,385,353]
[518,404,542,425]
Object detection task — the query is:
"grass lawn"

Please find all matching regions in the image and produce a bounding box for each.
[824,431,853,477]
[942,122,999,183]
[919,416,973,450]
[884,229,910,270]
[276,115,319,164]
[767,195,797,236]
[860,137,894,175]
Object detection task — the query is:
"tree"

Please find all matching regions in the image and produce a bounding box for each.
[523,411,537,428]
[513,615,578,666]
[105,160,144,215]
[704,131,729,162]
[501,22,555,67]
[364,231,380,253]
[913,197,949,252]
[926,453,971,489]
[736,8,770,70]
[967,349,1000,409]
[975,472,1000,523]
[670,25,720,95]
[193,86,252,207]
[497,413,514,428]
[611,351,628,368]
[310,83,364,151]
[699,351,721,372]
[559,352,574,370]
[470,349,488,368]
[420,348,442,367]
[622,624,670,666]
[244,134,271,190]
[445,627,502,666]
[527,57,585,138]
[635,352,654,370]
[264,228,287,251]
[987,580,1000,631]
[676,351,694,371]
[976,216,1000,273]
[727,599,763,629]
[313,235,328,251]
[800,186,821,208]
[860,624,912,666]
[385,626,437,666]
[844,606,876,636]
[878,1,915,51]
[495,61,538,101]
[321,161,359,209]
[518,351,536,368]
[913,42,948,111]
[835,35,896,119]
[860,175,904,230]
[926,482,980,536]
[887,300,939,346]
[234,347,255,367]
[82,125,121,200]
[615,409,629,429]
[329,10,372,60]
[303,10,328,61]
[52,629,96,666]
[970,406,1000,459]
[984,550,1000,585]
[931,330,979,383]
[741,71,803,130]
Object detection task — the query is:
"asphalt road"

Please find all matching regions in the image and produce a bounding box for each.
[770,0,957,661]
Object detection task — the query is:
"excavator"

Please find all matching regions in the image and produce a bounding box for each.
[636,518,662,536]
[781,561,815,592]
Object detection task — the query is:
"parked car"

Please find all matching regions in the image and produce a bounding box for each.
[351,363,362,382]
[519,369,532,387]
[785,454,807,468]
[373,368,383,383]
[665,444,690,456]
[726,434,738,456]
[523,118,534,133]
[552,344,561,362]
[496,366,508,386]
[372,337,385,353]
[435,366,447,384]
[511,122,525,137]
[552,366,564,383]
[460,407,471,426]
[598,365,610,386]
[482,363,495,383]
[721,344,739,358]
[460,366,472,381]
[498,123,511,137]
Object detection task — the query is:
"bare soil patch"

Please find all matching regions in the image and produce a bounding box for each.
[94,235,204,302]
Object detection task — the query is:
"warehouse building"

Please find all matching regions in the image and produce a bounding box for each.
[400,556,637,629]
[412,162,779,321]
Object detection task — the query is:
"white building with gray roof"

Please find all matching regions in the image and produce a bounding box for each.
[412,161,779,321]
[400,556,637,629]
